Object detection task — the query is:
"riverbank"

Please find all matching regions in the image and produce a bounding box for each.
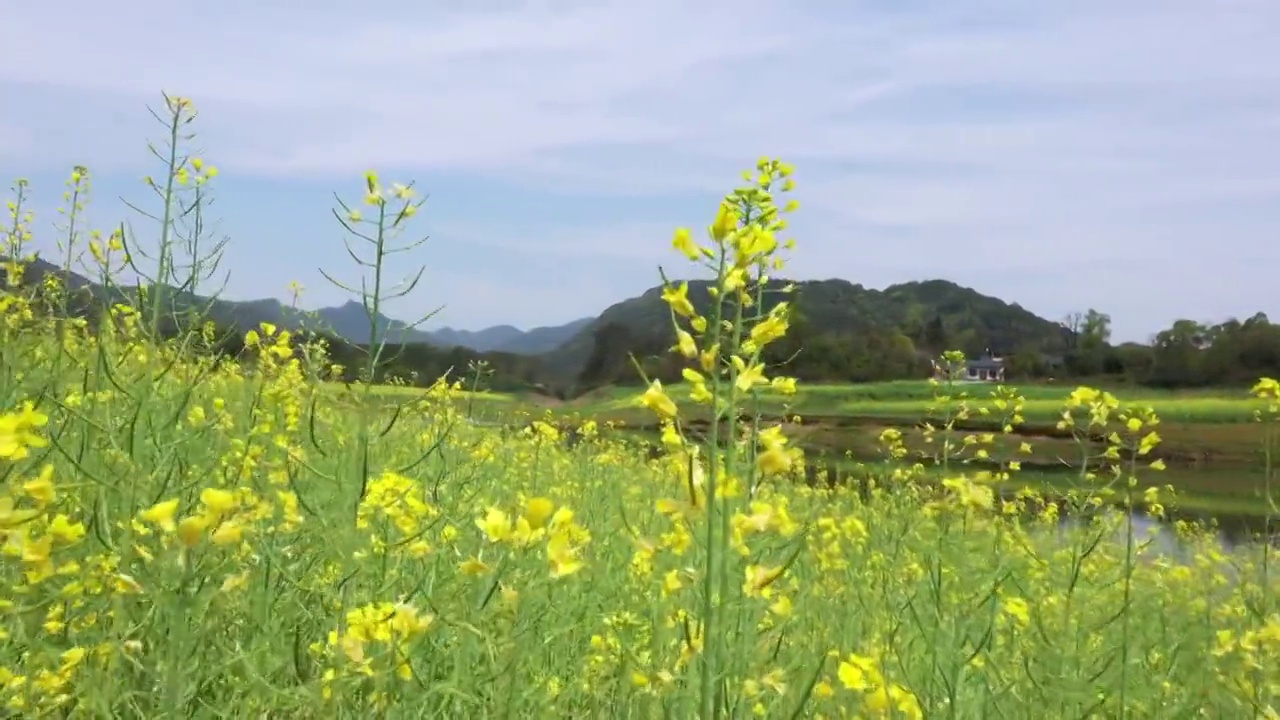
[354,378,1277,521]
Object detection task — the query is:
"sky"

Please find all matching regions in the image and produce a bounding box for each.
[2,0,1278,344]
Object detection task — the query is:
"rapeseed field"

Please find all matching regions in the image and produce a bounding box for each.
[2,96,1279,718]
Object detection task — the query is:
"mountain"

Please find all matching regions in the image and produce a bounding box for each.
[489,318,593,354]
[233,302,590,353]
[4,256,435,345]
[4,254,310,334]
[306,301,437,344]
[537,277,1072,386]
[426,325,524,352]
[382,318,592,353]
[3,254,589,355]
[5,253,1072,392]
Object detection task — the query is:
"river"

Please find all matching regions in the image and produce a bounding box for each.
[801,460,1278,550]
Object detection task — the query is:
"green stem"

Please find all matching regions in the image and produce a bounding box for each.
[1119,453,1136,719]
[149,105,183,341]
[699,244,729,720]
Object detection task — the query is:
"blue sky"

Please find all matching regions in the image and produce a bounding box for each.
[2,0,1278,343]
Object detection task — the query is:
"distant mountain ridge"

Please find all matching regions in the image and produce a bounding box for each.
[1,254,592,355]
[426,318,594,354]
[4,254,1069,375]
[180,296,592,356]
[290,304,592,354]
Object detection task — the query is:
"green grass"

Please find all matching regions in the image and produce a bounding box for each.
[829,397,1259,423]
[562,380,1265,425]
[797,379,1247,402]
[320,380,519,402]
[802,379,1262,420]
[332,379,1263,428]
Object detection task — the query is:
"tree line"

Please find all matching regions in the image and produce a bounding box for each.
[1047,309,1280,388]
[573,306,1280,393]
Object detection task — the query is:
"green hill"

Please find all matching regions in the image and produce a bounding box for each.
[539,277,1071,392]
[4,254,1075,395]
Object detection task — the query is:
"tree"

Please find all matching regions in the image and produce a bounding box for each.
[1081,309,1112,348]
[1198,315,1280,385]
[1062,311,1084,350]
[1063,308,1111,376]
[1148,319,1208,387]
[1112,342,1153,382]
[1005,347,1045,379]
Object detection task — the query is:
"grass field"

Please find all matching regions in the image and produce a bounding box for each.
[325,381,520,403]
[556,380,1267,425]
[346,378,1267,430]
[4,126,1280,716]
[532,380,1275,515]
[344,378,1276,514]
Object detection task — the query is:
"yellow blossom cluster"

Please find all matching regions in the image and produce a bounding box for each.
[3,108,1280,718]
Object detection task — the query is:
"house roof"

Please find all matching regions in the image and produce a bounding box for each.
[967,358,1004,370]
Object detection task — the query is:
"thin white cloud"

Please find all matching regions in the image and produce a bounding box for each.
[2,0,1278,341]
[433,219,683,263]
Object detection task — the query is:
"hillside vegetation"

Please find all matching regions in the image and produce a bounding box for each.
[542,276,1073,392]
[14,237,1279,401]
[6,250,1078,397]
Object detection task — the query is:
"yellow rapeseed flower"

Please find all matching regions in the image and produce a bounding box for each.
[522,497,555,530]
[547,528,585,578]
[674,329,697,358]
[639,381,678,420]
[661,282,696,318]
[20,465,56,507]
[711,202,739,242]
[139,499,180,533]
[477,507,513,543]
[0,402,50,460]
[672,227,701,261]
[177,516,207,548]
